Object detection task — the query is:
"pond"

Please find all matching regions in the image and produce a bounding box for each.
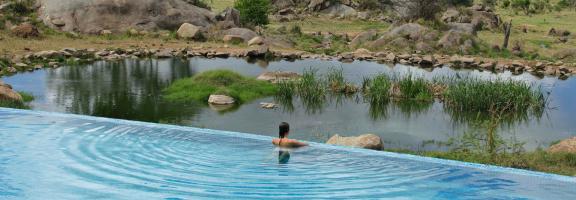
[3,58,576,151]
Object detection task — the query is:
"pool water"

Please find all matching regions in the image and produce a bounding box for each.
[1,108,574,199]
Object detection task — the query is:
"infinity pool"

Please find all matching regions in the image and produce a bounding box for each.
[0,108,574,199]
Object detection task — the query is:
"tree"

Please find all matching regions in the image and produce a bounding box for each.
[234,0,271,27]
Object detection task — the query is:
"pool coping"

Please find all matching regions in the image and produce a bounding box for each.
[1,107,575,183]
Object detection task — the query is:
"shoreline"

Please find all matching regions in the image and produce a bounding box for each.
[1,44,575,79]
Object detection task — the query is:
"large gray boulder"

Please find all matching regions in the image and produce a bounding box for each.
[350,30,378,47]
[326,134,383,150]
[223,28,258,42]
[37,0,216,34]
[321,4,357,18]
[177,23,202,40]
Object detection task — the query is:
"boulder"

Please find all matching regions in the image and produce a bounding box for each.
[11,23,40,38]
[308,0,332,11]
[246,46,270,58]
[208,94,235,105]
[216,8,241,28]
[548,137,576,154]
[447,23,476,35]
[326,134,383,150]
[260,102,278,109]
[350,30,378,47]
[0,81,23,102]
[385,23,428,41]
[352,48,373,59]
[321,4,357,18]
[223,28,258,42]
[223,35,245,43]
[437,30,475,53]
[37,0,215,34]
[272,0,295,10]
[257,71,301,83]
[248,36,265,46]
[177,23,202,40]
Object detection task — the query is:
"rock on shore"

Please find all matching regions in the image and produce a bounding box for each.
[208,95,235,105]
[0,80,23,102]
[326,134,383,150]
[548,137,576,154]
[38,0,215,34]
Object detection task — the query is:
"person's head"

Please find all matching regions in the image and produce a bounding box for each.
[279,122,290,138]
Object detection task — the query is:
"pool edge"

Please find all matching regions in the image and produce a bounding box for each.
[1,107,574,183]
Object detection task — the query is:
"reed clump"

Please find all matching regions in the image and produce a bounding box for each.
[443,78,546,115]
[326,67,358,94]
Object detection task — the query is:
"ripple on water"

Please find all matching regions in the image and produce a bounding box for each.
[0,110,575,199]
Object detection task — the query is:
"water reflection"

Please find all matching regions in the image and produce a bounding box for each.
[3,58,575,151]
[278,150,291,164]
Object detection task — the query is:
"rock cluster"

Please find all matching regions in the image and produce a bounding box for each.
[38,0,216,34]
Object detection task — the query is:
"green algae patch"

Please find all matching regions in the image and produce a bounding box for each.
[164,70,277,103]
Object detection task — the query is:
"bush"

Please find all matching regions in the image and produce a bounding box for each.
[234,0,271,27]
[558,0,576,10]
[446,0,473,7]
[511,0,531,14]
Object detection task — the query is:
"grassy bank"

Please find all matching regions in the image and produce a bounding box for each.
[164,70,276,103]
[387,149,576,176]
[0,91,35,109]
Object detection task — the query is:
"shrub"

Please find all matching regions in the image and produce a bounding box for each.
[511,0,531,14]
[396,0,444,21]
[558,0,576,10]
[446,0,473,7]
[234,0,271,27]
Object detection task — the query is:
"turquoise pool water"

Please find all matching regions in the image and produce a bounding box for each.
[1,108,575,199]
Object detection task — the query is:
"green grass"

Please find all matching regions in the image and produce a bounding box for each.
[326,67,358,94]
[391,150,576,176]
[396,75,433,101]
[164,70,277,103]
[362,74,392,105]
[443,78,546,116]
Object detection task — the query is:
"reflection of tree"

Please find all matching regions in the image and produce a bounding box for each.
[46,59,202,123]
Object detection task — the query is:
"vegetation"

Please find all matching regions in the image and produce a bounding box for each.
[0,91,35,109]
[164,70,276,103]
[234,0,271,27]
[395,75,433,101]
[443,78,546,120]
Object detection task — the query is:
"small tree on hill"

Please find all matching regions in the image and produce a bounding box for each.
[234,0,271,27]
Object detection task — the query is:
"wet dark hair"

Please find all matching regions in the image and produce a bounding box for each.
[279,122,290,138]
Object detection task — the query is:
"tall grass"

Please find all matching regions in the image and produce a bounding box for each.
[164,70,276,103]
[443,78,546,117]
[395,75,433,101]
[362,74,392,105]
[326,67,358,94]
[297,68,326,112]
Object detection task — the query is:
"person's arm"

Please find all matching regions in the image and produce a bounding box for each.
[291,140,308,147]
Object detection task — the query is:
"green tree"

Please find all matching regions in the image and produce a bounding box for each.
[234,0,271,27]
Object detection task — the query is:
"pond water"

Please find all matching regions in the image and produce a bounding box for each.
[3,58,576,150]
